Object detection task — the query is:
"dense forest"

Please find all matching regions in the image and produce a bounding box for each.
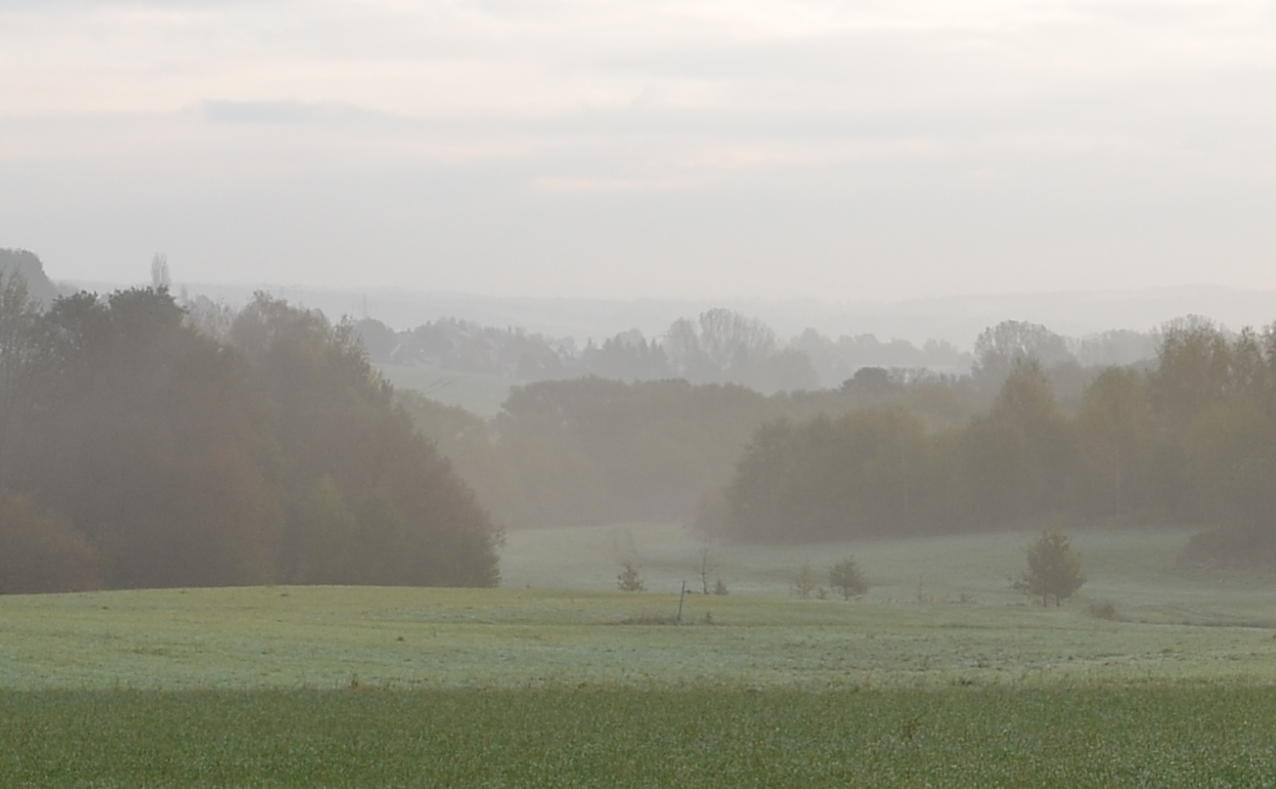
[388,313,1276,568]
[707,319,1276,567]
[0,270,499,594]
[4,248,1274,594]
[389,320,1152,533]
[399,371,979,530]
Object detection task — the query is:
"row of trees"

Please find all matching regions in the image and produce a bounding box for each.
[399,369,987,530]
[0,274,499,593]
[360,310,1161,393]
[708,318,1276,566]
[382,318,1169,532]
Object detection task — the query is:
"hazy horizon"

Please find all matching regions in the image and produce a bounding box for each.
[48,272,1276,349]
[5,1,1276,300]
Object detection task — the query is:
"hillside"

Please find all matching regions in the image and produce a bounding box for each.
[3,527,1276,691]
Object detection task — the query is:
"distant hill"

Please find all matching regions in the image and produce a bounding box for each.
[0,248,61,306]
[68,272,1276,353]
[119,281,1275,350]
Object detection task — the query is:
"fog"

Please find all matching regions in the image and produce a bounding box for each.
[8,6,1276,785]
[7,0,1276,589]
[5,0,1276,300]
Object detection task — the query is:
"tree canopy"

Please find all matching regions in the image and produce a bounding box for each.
[0,286,499,592]
[709,318,1276,565]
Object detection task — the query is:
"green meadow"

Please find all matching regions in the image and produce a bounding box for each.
[5,687,1276,787]
[5,524,1276,785]
[376,362,518,417]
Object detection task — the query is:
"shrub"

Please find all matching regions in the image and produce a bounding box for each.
[617,561,645,592]
[792,564,817,599]
[1088,600,1118,620]
[828,557,869,600]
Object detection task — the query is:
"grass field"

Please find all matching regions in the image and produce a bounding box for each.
[376,362,519,417]
[502,522,1276,627]
[5,687,1276,787]
[5,524,1276,785]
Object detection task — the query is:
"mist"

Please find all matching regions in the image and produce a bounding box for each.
[5,0,1276,300]
[6,2,1276,784]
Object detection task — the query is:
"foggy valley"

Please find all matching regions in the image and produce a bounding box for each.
[5,0,1276,785]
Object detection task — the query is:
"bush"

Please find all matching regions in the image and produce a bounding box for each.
[828,557,869,600]
[792,564,817,599]
[617,561,645,592]
[1088,599,1119,620]
[0,496,101,594]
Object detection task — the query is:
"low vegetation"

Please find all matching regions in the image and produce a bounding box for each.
[1,525,1274,784]
[616,561,645,592]
[5,686,1276,787]
[2,526,1274,691]
[828,557,869,599]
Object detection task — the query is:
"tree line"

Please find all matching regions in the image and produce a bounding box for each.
[0,273,499,593]
[392,320,1155,534]
[358,307,1165,395]
[706,317,1276,567]
[357,308,982,392]
[399,369,984,531]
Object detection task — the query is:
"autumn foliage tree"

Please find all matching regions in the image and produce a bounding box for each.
[0,495,101,593]
[712,317,1276,567]
[0,287,499,592]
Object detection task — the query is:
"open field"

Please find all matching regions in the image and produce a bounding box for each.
[503,522,1276,627]
[8,581,1276,692]
[5,686,1276,787]
[376,362,519,417]
[5,525,1276,785]
[3,525,1276,691]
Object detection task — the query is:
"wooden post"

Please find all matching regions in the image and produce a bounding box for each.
[676,580,687,623]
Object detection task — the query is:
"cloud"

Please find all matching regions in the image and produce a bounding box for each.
[4,0,1276,299]
[200,100,391,126]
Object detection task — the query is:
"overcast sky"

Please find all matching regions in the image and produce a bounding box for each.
[3,0,1276,300]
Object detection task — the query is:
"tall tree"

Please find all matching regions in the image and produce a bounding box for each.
[972,320,1073,392]
[1075,367,1153,517]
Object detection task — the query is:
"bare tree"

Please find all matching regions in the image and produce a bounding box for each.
[150,253,171,291]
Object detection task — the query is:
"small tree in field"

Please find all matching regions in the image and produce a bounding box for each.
[698,547,713,595]
[828,557,868,600]
[1017,529,1085,607]
[617,561,645,592]
[792,563,818,599]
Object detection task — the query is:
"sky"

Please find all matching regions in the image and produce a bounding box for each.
[3,0,1276,301]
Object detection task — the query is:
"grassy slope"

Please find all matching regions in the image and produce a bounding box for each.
[3,526,1276,691]
[7,526,1276,786]
[502,523,1276,625]
[375,362,517,417]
